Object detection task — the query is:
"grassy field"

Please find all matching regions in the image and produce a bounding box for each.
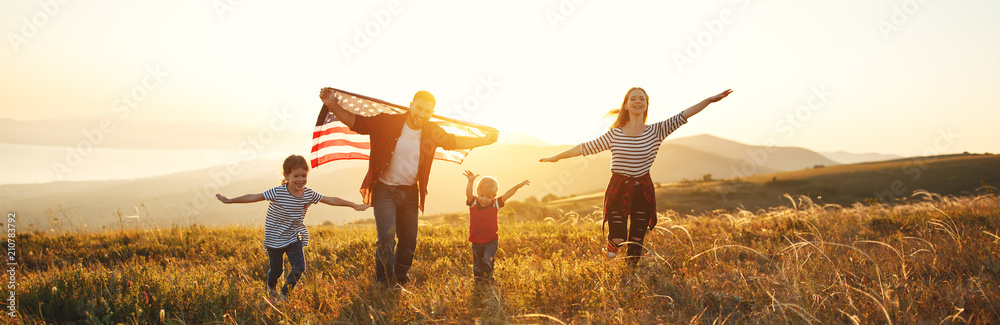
[14,191,1000,324]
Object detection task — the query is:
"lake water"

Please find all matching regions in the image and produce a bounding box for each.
[0,143,291,185]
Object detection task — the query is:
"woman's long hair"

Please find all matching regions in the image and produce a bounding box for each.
[606,87,649,129]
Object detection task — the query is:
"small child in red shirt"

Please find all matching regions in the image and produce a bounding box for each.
[463,170,529,284]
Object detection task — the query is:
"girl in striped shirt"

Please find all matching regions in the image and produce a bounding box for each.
[216,155,369,300]
[541,88,732,267]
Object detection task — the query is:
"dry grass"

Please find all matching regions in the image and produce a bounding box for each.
[15,193,1000,324]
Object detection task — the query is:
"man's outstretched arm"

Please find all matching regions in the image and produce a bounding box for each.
[453,130,499,149]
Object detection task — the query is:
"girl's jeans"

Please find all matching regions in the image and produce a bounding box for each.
[266,240,305,295]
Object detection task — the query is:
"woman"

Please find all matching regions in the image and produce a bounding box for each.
[540,87,732,266]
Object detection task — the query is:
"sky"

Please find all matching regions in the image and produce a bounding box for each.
[2,0,999,158]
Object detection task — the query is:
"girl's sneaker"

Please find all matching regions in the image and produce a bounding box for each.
[279,285,291,302]
[266,286,279,300]
[606,241,618,258]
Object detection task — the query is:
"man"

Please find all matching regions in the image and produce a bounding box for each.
[319,87,498,284]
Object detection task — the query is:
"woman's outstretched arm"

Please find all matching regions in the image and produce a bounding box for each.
[681,89,733,120]
[539,145,583,163]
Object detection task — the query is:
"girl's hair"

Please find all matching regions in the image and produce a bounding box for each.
[477,176,499,196]
[606,87,649,129]
[280,155,310,185]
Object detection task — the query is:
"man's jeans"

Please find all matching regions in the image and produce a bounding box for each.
[373,181,420,283]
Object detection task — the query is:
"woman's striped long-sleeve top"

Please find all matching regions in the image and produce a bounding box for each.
[580,113,687,177]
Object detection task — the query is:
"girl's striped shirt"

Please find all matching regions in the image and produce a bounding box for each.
[262,185,323,249]
[581,113,687,177]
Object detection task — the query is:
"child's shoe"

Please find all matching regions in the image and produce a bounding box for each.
[280,285,293,301]
[606,241,619,258]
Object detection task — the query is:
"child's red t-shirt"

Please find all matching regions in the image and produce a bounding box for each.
[468,198,504,244]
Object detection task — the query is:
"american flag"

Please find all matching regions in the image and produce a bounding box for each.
[311,88,493,168]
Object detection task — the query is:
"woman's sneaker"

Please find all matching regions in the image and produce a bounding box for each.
[606,241,619,258]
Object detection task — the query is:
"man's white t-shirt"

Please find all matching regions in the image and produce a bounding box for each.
[379,124,421,186]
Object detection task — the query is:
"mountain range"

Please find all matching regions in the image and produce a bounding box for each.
[2,117,918,230]
[4,126,891,230]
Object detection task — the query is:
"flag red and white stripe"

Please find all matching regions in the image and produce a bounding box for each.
[311,88,491,168]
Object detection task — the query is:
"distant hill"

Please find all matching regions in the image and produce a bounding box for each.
[741,153,1000,201]
[664,134,840,172]
[0,158,371,230]
[820,150,904,164]
[547,154,1000,215]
